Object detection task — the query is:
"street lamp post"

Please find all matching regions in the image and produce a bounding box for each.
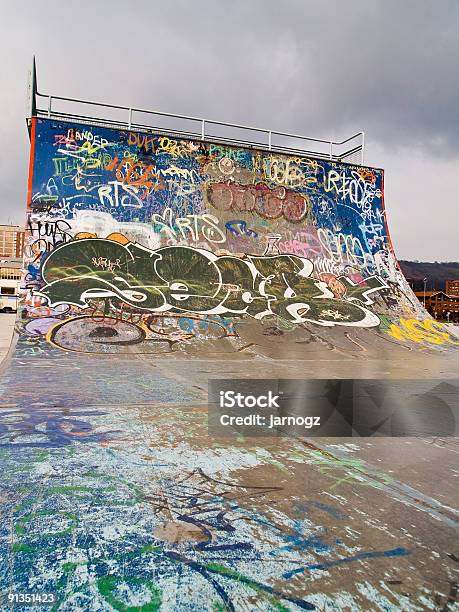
[423,276,428,308]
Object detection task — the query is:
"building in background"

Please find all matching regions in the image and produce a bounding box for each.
[0,224,25,259]
[445,279,459,296]
[414,291,459,323]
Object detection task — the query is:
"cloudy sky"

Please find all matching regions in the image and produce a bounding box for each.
[0,0,457,261]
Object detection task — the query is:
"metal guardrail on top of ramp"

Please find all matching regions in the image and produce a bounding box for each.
[27,57,365,165]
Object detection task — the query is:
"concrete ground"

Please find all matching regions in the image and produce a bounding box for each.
[0,312,15,364]
[0,313,458,610]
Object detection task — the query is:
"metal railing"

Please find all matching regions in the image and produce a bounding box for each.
[27,58,365,164]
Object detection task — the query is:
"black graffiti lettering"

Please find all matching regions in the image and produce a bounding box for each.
[28,218,72,249]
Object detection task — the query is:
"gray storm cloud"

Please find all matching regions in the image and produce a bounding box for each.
[0,0,457,259]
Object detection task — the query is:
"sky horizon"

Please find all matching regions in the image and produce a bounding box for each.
[0,0,457,262]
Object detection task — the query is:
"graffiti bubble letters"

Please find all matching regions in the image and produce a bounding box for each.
[207,182,309,223]
[387,319,459,346]
[38,238,387,328]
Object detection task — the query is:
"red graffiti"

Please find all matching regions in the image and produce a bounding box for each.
[206,182,309,223]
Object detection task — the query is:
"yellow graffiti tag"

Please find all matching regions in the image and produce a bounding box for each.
[156,137,196,158]
[387,318,459,346]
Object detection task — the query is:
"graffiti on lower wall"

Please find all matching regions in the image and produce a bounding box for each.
[386,318,459,346]
[38,237,387,327]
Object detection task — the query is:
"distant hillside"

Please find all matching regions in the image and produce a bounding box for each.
[398,261,459,292]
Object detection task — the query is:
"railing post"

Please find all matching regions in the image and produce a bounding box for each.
[28,56,37,118]
[201,119,205,141]
[361,131,365,164]
[128,108,132,130]
[268,130,272,151]
[47,96,52,117]
[329,141,333,160]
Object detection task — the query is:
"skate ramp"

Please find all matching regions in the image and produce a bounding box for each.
[19,118,459,361]
[0,118,458,610]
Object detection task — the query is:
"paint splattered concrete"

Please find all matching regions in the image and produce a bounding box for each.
[0,338,458,610]
[0,313,15,364]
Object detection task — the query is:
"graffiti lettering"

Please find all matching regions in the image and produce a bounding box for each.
[152,208,226,244]
[386,319,459,346]
[91,257,121,272]
[128,132,155,153]
[317,228,370,269]
[324,169,382,216]
[37,239,387,328]
[207,182,309,223]
[225,220,258,238]
[26,218,72,262]
[98,181,144,209]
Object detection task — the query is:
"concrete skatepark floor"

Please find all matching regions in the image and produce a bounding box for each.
[0,308,458,610]
[0,313,15,364]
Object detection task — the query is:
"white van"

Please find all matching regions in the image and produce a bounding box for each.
[0,266,21,313]
[0,293,18,312]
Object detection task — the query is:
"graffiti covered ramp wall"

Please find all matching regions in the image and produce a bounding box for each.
[21,118,459,361]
